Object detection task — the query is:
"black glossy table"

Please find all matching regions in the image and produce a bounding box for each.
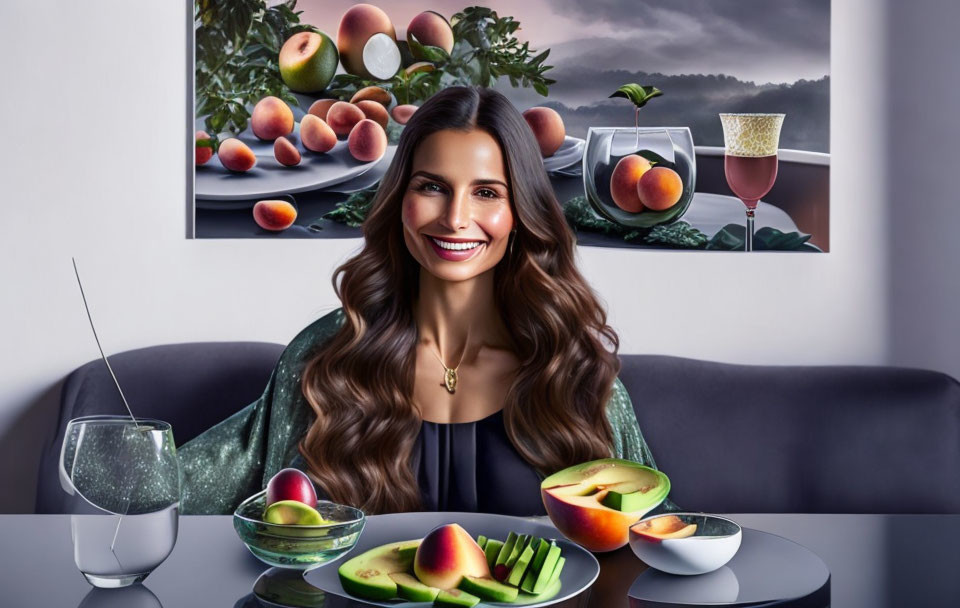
[0,514,957,607]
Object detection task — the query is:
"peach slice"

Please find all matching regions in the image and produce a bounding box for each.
[390,104,418,125]
[326,101,366,138]
[414,523,490,590]
[541,458,670,552]
[631,515,697,542]
[307,98,338,122]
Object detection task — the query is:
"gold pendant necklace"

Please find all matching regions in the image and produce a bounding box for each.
[429,324,471,394]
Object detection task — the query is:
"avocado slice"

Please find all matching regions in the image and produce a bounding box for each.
[397,540,420,562]
[547,556,566,586]
[504,534,530,568]
[435,588,480,607]
[459,575,519,602]
[477,534,488,549]
[521,542,561,595]
[600,479,663,512]
[484,539,504,569]
[506,539,536,587]
[388,573,439,602]
[495,532,518,568]
[528,538,551,574]
[337,539,420,601]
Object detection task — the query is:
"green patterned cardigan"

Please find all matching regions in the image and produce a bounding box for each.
[178,307,678,514]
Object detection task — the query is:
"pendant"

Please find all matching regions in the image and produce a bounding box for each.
[444,368,457,394]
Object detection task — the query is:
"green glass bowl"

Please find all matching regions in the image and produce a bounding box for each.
[233,490,365,571]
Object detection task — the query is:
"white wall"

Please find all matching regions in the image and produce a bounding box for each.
[0,0,895,512]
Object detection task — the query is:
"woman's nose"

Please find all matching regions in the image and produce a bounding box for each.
[442,188,470,229]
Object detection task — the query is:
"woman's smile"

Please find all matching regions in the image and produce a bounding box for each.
[425,234,487,261]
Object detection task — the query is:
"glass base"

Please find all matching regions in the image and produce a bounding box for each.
[82,571,151,588]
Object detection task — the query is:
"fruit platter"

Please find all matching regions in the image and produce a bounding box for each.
[306,511,600,608]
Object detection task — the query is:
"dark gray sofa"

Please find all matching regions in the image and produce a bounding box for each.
[36,343,960,514]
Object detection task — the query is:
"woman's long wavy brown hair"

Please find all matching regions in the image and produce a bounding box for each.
[299,86,622,514]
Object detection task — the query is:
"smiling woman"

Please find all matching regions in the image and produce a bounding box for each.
[178,86,677,516]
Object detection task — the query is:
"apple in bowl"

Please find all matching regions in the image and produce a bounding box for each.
[540,458,670,552]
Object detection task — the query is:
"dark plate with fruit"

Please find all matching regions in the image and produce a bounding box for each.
[306,512,599,608]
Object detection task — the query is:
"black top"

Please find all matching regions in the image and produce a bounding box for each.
[292,409,547,516]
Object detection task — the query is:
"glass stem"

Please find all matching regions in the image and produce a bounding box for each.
[745,208,756,252]
[635,108,640,148]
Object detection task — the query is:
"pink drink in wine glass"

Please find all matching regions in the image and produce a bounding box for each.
[724,153,778,210]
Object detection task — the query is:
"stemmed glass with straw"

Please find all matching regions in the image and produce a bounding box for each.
[59,259,180,588]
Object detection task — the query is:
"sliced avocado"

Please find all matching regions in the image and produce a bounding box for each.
[506,540,536,587]
[337,539,419,601]
[388,573,440,602]
[435,588,480,607]
[477,534,488,549]
[520,566,537,594]
[522,542,561,595]
[528,538,551,574]
[396,539,420,562]
[459,575,519,602]
[504,534,530,568]
[547,555,565,586]
[495,532,518,567]
[484,539,504,569]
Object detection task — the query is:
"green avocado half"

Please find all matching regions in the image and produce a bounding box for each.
[337,539,421,601]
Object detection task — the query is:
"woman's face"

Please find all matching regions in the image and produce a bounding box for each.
[402,128,515,283]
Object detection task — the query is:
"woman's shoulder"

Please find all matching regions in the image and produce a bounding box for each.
[281,306,347,367]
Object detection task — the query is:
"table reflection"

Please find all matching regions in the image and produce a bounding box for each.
[76,583,162,608]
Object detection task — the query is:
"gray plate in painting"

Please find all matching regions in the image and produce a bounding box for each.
[195,120,391,201]
[306,511,599,608]
[543,136,584,173]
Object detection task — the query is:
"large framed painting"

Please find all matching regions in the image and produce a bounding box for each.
[189,1,829,251]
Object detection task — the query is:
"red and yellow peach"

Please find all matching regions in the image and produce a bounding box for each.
[218,138,256,172]
[637,166,683,211]
[253,199,297,231]
[300,114,337,153]
[251,96,294,141]
[348,119,387,162]
[413,523,490,589]
[522,107,566,157]
[609,155,652,213]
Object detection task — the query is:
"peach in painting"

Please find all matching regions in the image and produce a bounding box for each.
[253,200,297,231]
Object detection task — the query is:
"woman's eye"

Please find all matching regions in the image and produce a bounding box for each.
[477,188,499,199]
[418,182,444,193]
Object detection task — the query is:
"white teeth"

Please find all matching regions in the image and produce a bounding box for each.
[431,237,482,251]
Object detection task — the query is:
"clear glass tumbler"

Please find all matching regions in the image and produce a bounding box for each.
[59,415,180,588]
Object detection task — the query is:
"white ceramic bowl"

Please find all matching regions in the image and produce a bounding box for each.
[628,512,742,576]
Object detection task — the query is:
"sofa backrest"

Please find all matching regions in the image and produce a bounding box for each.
[36,345,960,514]
[618,354,960,514]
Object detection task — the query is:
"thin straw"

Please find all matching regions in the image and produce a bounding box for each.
[71,257,139,425]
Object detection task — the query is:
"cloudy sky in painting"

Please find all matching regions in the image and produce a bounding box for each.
[291,1,830,150]
[296,0,830,84]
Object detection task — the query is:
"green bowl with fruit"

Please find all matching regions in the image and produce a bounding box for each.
[233,469,365,571]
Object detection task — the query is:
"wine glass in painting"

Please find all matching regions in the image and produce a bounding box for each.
[719,113,785,251]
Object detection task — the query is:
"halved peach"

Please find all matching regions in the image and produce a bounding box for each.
[541,458,670,552]
[414,523,490,590]
[631,515,697,542]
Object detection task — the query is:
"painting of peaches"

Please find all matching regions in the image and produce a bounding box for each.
[191,1,829,251]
